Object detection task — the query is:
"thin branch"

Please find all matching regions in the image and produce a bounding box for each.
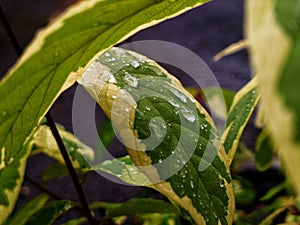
[0,4,96,225]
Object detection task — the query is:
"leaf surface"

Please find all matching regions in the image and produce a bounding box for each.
[246,0,300,195]
[221,77,259,164]
[78,47,234,225]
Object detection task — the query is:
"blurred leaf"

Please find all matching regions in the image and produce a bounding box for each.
[231,142,254,173]
[4,194,48,225]
[42,163,69,183]
[62,218,87,225]
[25,200,76,225]
[79,47,234,225]
[106,199,178,218]
[140,213,182,225]
[260,182,286,202]
[246,0,300,196]
[33,125,94,169]
[98,117,115,149]
[85,156,151,186]
[255,130,274,171]
[0,139,33,224]
[232,177,256,205]
[222,77,259,164]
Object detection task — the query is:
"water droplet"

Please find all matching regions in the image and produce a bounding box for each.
[131,61,140,68]
[117,174,122,177]
[124,74,138,87]
[104,52,110,57]
[181,109,196,122]
[158,159,162,163]
[112,95,117,99]
[145,106,151,111]
[170,88,187,103]
[132,171,138,175]
[190,180,194,189]
[2,111,7,117]
[169,99,180,108]
[54,52,60,57]
[69,147,75,152]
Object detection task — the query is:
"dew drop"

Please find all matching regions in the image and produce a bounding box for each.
[190,180,194,189]
[131,61,140,68]
[117,174,122,177]
[104,52,110,57]
[145,106,151,111]
[112,95,117,99]
[124,74,138,87]
[2,111,7,117]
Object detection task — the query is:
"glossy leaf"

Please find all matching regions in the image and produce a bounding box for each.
[78,47,234,225]
[4,194,48,225]
[24,200,76,225]
[222,77,259,164]
[85,156,151,186]
[33,125,94,169]
[260,182,286,202]
[255,130,274,171]
[246,0,300,196]
[0,139,33,225]
[0,0,209,189]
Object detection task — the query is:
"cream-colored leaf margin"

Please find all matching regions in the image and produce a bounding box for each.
[78,48,234,225]
[0,142,32,225]
[222,76,259,165]
[245,0,300,196]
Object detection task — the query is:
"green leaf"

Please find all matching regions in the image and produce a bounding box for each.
[140,213,182,225]
[42,163,69,183]
[61,218,87,225]
[78,47,234,225]
[255,130,274,171]
[246,0,300,196]
[0,139,32,225]
[260,182,286,202]
[33,125,94,169]
[232,177,256,205]
[0,0,209,173]
[85,156,151,186]
[4,194,48,225]
[221,77,259,164]
[24,200,76,225]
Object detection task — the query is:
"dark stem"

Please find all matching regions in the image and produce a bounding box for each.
[0,4,96,225]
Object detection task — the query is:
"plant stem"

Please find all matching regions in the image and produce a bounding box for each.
[0,4,96,225]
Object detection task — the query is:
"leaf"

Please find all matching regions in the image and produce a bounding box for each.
[232,177,256,205]
[0,0,209,176]
[140,213,182,225]
[0,139,33,225]
[42,163,69,183]
[260,182,286,202]
[221,77,259,164]
[78,47,234,225]
[61,218,87,225]
[91,198,177,217]
[4,194,48,225]
[245,0,300,196]
[24,200,76,225]
[33,125,94,169]
[85,156,151,186]
[255,130,274,171]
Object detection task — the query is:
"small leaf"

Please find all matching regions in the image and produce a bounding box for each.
[42,163,69,183]
[61,218,87,225]
[78,47,234,225]
[222,77,259,164]
[140,213,182,225]
[260,182,286,202]
[4,194,48,225]
[232,177,256,205]
[24,200,76,225]
[85,156,151,186]
[33,125,94,169]
[0,140,32,224]
[105,198,178,218]
[255,130,274,171]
